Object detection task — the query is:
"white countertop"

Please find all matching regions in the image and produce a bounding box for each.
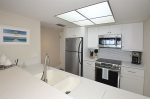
[122,61,144,70]
[84,57,98,62]
[23,64,149,99]
[0,66,73,99]
[84,57,144,69]
[69,77,149,99]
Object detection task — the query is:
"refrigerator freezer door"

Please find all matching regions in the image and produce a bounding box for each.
[65,38,82,52]
[65,51,79,75]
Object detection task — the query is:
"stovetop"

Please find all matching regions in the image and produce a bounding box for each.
[96,58,122,65]
[95,58,122,70]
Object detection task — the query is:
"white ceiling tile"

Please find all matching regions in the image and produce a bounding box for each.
[73,20,94,26]
[57,11,86,22]
[77,2,112,19]
[91,16,115,24]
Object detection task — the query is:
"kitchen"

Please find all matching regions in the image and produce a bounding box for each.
[0,0,150,99]
[61,22,144,95]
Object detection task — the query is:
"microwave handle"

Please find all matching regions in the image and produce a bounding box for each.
[115,37,117,46]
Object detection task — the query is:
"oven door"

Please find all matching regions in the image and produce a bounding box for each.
[95,66,120,88]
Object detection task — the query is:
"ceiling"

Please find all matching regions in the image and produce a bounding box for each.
[0,0,150,29]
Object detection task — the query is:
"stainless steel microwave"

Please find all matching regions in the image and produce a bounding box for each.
[99,34,122,48]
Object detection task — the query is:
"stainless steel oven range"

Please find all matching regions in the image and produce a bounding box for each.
[95,58,121,88]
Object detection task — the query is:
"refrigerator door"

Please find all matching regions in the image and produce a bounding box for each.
[65,51,79,75]
[65,38,82,52]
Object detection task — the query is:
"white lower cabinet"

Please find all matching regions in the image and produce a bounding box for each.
[120,67,144,95]
[83,60,95,80]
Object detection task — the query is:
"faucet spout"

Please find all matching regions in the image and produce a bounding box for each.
[41,53,50,83]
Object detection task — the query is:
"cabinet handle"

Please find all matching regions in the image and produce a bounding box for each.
[128,71,136,74]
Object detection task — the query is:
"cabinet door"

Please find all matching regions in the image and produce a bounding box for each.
[87,27,99,48]
[98,25,122,35]
[120,75,144,94]
[64,27,85,38]
[98,26,110,35]
[110,25,122,34]
[122,23,143,51]
[83,61,95,80]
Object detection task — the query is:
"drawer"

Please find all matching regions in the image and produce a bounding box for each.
[121,67,144,77]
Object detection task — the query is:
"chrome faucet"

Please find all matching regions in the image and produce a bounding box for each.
[41,53,50,83]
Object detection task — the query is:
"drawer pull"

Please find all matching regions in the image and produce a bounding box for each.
[128,71,136,73]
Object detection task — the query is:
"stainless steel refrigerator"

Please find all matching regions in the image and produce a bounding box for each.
[65,37,83,76]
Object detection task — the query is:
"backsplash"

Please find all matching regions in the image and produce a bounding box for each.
[98,48,132,62]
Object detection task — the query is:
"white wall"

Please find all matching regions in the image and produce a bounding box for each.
[143,17,150,97]
[0,10,41,66]
[41,26,61,67]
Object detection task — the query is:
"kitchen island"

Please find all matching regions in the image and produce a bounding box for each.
[0,65,149,99]
[0,67,73,99]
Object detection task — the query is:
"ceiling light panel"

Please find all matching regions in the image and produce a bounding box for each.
[73,20,94,26]
[90,16,115,24]
[57,11,86,22]
[56,1,115,26]
[77,2,112,19]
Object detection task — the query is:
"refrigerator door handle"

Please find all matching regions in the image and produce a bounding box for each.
[78,40,82,64]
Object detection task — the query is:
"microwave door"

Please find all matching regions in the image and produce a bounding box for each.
[99,34,122,48]
[99,38,116,48]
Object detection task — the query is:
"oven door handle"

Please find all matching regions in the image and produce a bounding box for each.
[95,66,121,72]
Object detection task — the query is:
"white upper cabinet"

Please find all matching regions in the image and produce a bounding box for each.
[109,25,122,34]
[87,22,143,51]
[64,27,86,38]
[87,25,122,48]
[98,25,122,35]
[98,26,109,35]
[122,22,143,51]
[87,27,99,49]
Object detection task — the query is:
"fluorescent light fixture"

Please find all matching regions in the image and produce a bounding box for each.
[73,20,94,26]
[90,16,115,24]
[57,11,86,22]
[56,1,115,26]
[77,2,112,19]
